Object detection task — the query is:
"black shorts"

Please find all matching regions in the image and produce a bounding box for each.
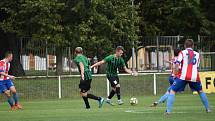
[107,76,119,87]
[79,79,92,93]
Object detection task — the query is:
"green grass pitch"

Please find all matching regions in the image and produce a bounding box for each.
[0,94,214,121]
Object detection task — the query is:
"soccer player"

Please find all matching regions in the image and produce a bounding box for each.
[74,47,104,109]
[91,46,137,105]
[165,39,211,114]
[151,49,182,107]
[0,51,22,110]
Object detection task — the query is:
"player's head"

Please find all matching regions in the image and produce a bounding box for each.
[174,49,180,56]
[184,39,194,49]
[75,47,83,55]
[5,51,13,62]
[115,46,124,57]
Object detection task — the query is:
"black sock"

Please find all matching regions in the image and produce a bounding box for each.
[108,90,115,99]
[116,87,121,100]
[87,94,100,101]
[82,96,90,108]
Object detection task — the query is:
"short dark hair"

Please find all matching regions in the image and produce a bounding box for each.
[5,51,13,58]
[116,46,124,51]
[184,39,194,48]
[75,47,83,54]
[174,49,180,56]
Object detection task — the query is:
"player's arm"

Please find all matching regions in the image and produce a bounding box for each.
[123,66,138,76]
[164,59,173,64]
[79,62,85,80]
[174,51,183,77]
[91,60,105,68]
[0,72,15,79]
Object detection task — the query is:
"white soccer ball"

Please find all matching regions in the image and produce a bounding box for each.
[130,97,138,105]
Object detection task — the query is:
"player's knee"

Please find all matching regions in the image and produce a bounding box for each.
[170,90,176,94]
[112,87,116,91]
[80,91,87,97]
[11,89,17,94]
[116,84,120,87]
[4,91,11,97]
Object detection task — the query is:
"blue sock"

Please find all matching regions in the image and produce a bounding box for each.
[13,93,19,104]
[7,97,14,107]
[199,92,210,110]
[166,94,175,113]
[158,93,169,104]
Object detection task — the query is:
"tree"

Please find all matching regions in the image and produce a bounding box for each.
[0,0,140,75]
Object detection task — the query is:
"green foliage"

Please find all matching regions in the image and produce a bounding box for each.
[0,0,140,58]
[139,0,215,36]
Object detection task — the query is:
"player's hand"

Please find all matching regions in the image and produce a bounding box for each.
[131,71,138,76]
[9,75,15,80]
[81,75,85,80]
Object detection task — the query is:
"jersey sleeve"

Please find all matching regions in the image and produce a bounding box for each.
[103,55,112,62]
[176,51,183,64]
[121,58,126,67]
[0,62,4,72]
[74,57,81,65]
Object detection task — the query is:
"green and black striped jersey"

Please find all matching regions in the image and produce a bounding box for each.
[74,55,92,80]
[104,54,126,77]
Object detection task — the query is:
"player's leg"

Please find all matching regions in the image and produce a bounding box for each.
[106,77,117,106]
[0,81,15,110]
[9,86,22,109]
[3,90,16,110]
[166,78,186,114]
[151,76,174,107]
[7,80,22,109]
[85,80,104,108]
[80,90,90,109]
[151,88,170,107]
[189,82,211,113]
[114,77,123,105]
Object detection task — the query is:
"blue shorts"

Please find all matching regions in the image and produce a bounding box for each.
[171,77,202,92]
[0,79,14,93]
[168,75,174,85]
[167,76,185,92]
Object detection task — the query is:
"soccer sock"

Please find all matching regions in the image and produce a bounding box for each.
[87,94,100,101]
[158,92,169,104]
[166,94,175,113]
[82,96,90,109]
[7,97,14,107]
[108,90,115,99]
[199,92,210,110]
[13,93,19,104]
[116,87,121,100]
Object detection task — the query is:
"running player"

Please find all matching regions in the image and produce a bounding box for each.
[151,49,182,107]
[91,46,137,105]
[0,51,22,110]
[74,47,104,109]
[165,39,211,114]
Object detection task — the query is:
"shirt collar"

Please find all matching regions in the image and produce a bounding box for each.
[186,48,193,50]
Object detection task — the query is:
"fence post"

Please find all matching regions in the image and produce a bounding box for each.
[156,36,159,72]
[68,47,72,75]
[106,78,110,97]
[46,40,49,76]
[58,76,62,99]
[153,73,157,96]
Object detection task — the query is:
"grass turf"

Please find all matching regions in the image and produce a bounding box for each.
[0,94,214,121]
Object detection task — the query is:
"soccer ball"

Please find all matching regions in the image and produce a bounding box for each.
[130,97,138,105]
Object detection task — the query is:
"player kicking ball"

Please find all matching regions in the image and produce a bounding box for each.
[151,49,183,107]
[74,47,104,109]
[91,46,137,106]
[165,39,211,114]
[0,51,22,110]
